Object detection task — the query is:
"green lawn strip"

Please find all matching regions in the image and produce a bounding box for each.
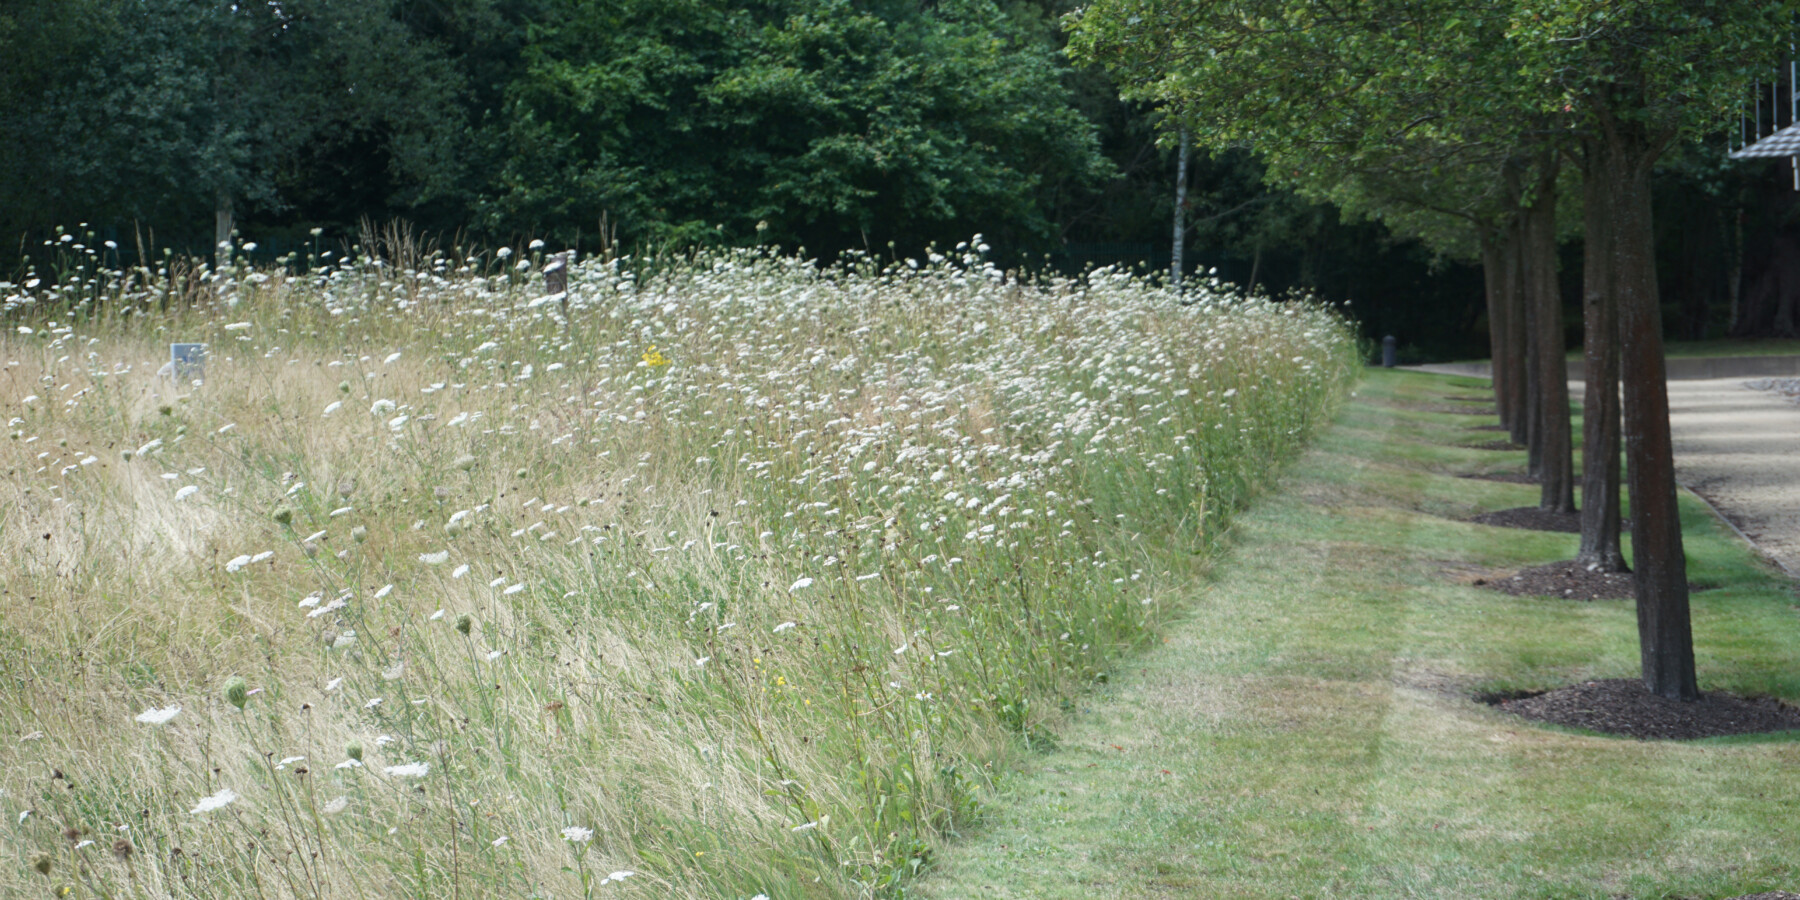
[1445,337,1800,367]
[1659,339,1800,359]
[918,368,1800,900]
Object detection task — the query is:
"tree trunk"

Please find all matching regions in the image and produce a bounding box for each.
[1172,129,1189,292]
[1499,224,1529,445]
[1602,129,1697,701]
[1522,159,1574,512]
[214,189,234,275]
[1576,141,1627,571]
[1479,230,1516,432]
[1515,214,1543,468]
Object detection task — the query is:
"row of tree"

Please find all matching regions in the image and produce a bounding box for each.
[1070,0,1799,699]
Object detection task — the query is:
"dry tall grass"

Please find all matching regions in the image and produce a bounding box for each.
[0,237,1358,898]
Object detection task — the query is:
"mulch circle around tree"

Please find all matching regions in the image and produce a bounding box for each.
[1472,559,1633,600]
[1459,471,1538,485]
[1469,506,1580,532]
[1467,423,1509,432]
[1469,439,1525,451]
[1488,679,1800,740]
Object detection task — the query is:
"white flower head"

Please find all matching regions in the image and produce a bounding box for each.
[191,788,239,814]
[134,705,181,725]
[322,796,349,815]
[419,550,450,565]
[787,577,813,593]
[561,825,593,843]
[383,762,429,778]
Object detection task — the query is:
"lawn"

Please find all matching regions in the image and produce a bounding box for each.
[919,368,1800,900]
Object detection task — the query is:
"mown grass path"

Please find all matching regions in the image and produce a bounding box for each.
[920,369,1800,899]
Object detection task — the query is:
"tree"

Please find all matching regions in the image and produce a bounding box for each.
[475,0,1113,258]
[1510,0,1799,698]
[1067,0,1577,513]
[1069,0,1800,699]
[0,0,468,266]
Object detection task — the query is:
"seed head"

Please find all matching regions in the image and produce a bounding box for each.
[454,614,472,636]
[351,525,368,543]
[345,740,363,762]
[273,507,294,526]
[222,676,249,710]
[111,839,133,861]
[31,852,51,876]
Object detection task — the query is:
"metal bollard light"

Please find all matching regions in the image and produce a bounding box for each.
[1381,335,1397,368]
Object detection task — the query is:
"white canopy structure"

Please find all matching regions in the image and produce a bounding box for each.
[1731,120,1800,189]
[1731,121,1800,158]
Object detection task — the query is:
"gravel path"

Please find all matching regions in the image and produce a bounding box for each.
[1665,377,1800,577]
[1437,369,1800,577]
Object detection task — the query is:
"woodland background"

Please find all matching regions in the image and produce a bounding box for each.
[2,0,1795,360]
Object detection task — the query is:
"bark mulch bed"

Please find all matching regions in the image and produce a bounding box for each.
[1468,439,1525,451]
[1488,678,1800,740]
[1469,506,1580,532]
[1472,560,1632,600]
[1459,471,1538,485]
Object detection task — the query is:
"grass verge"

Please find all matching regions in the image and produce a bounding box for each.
[918,368,1800,900]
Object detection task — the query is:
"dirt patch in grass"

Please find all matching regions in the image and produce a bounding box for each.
[1459,471,1537,484]
[1468,439,1526,451]
[1469,506,1581,532]
[1472,560,1632,601]
[1726,892,1800,900]
[1467,423,1510,432]
[1368,398,1496,415]
[1489,679,1800,740]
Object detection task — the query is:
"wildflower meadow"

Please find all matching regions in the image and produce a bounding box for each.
[0,233,1358,898]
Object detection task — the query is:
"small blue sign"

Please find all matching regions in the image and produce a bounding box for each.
[171,343,207,382]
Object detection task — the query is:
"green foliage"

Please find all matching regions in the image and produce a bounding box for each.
[478,0,1113,257]
[0,0,468,251]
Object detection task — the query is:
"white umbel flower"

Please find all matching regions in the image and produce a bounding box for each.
[190,788,238,814]
[134,706,181,725]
